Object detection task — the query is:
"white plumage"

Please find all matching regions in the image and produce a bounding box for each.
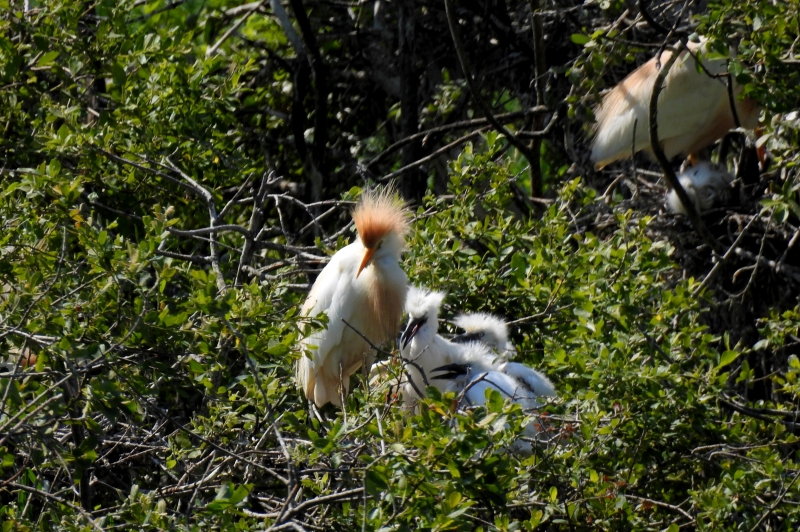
[398,288,493,402]
[451,312,555,398]
[399,287,556,453]
[666,161,733,215]
[591,39,760,168]
[452,312,517,362]
[297,187,410,407]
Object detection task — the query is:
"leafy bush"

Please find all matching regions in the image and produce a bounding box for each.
[1,1,799,531]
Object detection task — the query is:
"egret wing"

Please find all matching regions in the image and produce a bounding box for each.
[463,371,517,406]
[501,362,556,398]
[297,243,361,401]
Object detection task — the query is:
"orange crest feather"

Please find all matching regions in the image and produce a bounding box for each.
[351,185,411,249]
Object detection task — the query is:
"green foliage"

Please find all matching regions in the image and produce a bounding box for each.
[1,0,799,531]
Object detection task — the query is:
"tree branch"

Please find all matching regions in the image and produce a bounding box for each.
[648,40,724,253]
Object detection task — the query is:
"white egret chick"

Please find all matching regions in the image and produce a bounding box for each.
[666,161,733,215]
[296,187,411,407]
[431,356,556,454]
[591,39,761,169]
[432,356,555,411]
[452,312,517,362]
[451,312,555,399]
[399,287,494,402]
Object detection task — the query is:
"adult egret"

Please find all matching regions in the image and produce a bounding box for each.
[452,312,517,361]
[591,39,761,169]
[297,186,411,407]
[666,161,733,215]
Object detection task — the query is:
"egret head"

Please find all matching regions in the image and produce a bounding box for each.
[451,313,515,356]
[400,287,445,349]
[352,186,411,278]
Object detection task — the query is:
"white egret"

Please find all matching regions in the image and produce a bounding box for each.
[451,312,555,399]
[296,186,411,407]
[452,312,517,361]
[398,287,493,402]
[431,354,556,454]
[399,289,556,453]
[591,38,761,169]
[666,161,733,215]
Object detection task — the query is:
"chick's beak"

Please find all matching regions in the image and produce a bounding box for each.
[400,316,427,348]
[356,248,376,278]
[431,363,469,381]
[451,332,483,344]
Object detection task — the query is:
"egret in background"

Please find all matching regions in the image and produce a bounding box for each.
[297,186,411,407]
[591,38,761,169]
[452,312,517,361]
[666,161,733,215]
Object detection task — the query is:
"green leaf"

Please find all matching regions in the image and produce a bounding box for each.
[37,51,59,66]
[717,350,740,370]
[570,34,590,45]
[112,63,126,88]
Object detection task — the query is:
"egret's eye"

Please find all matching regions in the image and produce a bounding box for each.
[477,332,484,339]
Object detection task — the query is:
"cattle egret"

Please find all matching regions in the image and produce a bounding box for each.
[399,288,557,452]
[296,187,411,407]
[398,287,495,402]
[452,312,517,362]
[451,312,555,398]
[591,39,761,169]
[431,356,556,454]
[666,161,733,215]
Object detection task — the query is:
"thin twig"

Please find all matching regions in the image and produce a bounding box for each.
[8,482,105,532]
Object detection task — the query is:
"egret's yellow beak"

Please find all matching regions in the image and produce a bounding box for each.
[356,248,376,278]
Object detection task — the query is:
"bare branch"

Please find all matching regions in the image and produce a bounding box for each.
[648,40,724,253]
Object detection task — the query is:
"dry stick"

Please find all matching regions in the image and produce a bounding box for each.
[184,450,219,522]
[515,110,560,139]
[7,482,105,532]
[340,319,394,358]
[218,173,256,220]
[280,487,365,521]
[637,0,670,35]
[97,149,240,289]
[0,390,67,446]
[167,224,251,238]
[164,157,228,293]
[374,408,386,455]
[527,0,547,196]
[206,0,267,56]
[236,172,272,285]
[443,0,541,185]
[697,209,767,290]
[749,471,800,532]
[777,226,800,270]
[719,394,800,431]
[625,494,695,524]
[269,0,304,54]
[378,128,489,182]
[366,108,548,169]
[733,246,800,284]
[648,40,725,254]
[725,71,742,129]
